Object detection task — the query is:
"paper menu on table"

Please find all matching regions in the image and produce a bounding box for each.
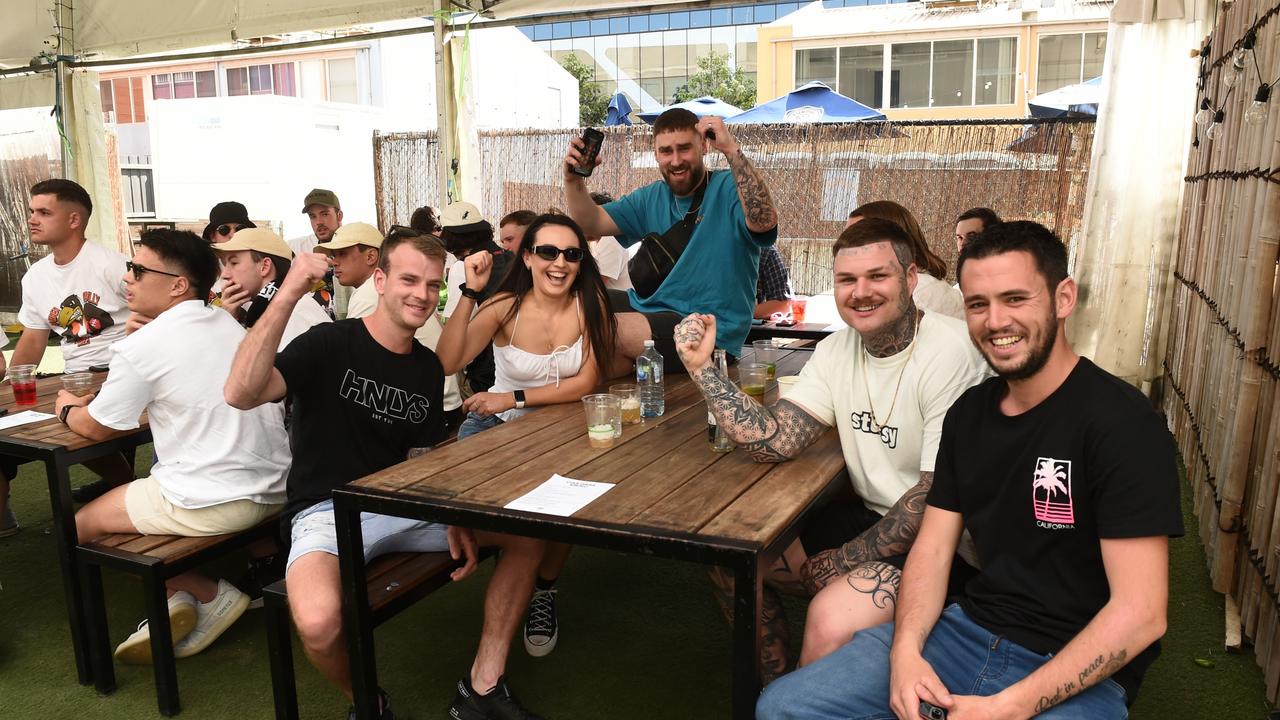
[0,411,56,431]
[503,474,615,517]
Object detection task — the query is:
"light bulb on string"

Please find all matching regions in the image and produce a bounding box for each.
[1224,65,1243,88]
[1195,97,1213,125]
[1205,109,1226,140]
[1245,84,1271,125]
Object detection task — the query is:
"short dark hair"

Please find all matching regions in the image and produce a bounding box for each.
[833,217,915,272]
[957,220,1068,291]
[31,178,93,220]
[409,206,440,233]
[440,222,494,257]
[956,207,1002,229]
[378,231,448,274]
[248,250,291,284]
[136,229,220,303]
[499,210,538,228]
[653,108,699,135]
[589,192,614,206]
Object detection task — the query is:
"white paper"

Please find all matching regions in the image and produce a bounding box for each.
[0,410,56,431]
[503,474,615,517]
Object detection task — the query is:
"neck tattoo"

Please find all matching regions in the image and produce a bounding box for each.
[861,309,920,433]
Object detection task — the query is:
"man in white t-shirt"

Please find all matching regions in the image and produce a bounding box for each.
[0,179,134,535]
[674,217,990,683]
[583,192,634,292]
[288,189,342,317]
[57,228,290,663]
[315,222,382,319]
[213,227,330,350]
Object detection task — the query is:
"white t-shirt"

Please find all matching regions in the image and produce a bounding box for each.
[591,237,633,291]
[913,274,965,320]
[18,241,130,372]
[443,257,466,319]
[785,313,989,517]
[280,294,332,351]
[287,232,319,257]
[344,276,377,320]
[88,300,290,509]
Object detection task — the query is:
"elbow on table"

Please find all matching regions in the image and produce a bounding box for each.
[224,385,257,411]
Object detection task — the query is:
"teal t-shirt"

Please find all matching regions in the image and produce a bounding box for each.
[603,170,777,353]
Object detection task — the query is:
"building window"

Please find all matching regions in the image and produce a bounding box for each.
[1037,31,1107,94]
[226,63,298,97]
[837,45,883,109]
[326,58,358,103]
[931,40,974,107]
[976,37,1016,105]
[151,70,217,100]
[889,42,929,108]
[100,77,147,123]
[795,47,837,87]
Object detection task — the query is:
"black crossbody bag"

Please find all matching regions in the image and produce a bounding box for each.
[628,171,713,299]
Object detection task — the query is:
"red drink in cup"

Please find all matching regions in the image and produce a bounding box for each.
[8,364,37,407]
[790,298,807,324]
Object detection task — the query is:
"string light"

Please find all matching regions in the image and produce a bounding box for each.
[1206,109,1226,140]
[1245,84,1271,125]
[1195,97,1213,126]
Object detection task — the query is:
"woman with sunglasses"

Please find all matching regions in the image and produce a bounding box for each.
[437,213,617,441]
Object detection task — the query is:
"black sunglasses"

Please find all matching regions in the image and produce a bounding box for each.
[215,223,240,236]
[531,245,584,263]
[126,261,182,281]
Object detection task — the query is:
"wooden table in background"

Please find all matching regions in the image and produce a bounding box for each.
[0,373,152,686]
[335,346,846,720]
[746,321,836,343]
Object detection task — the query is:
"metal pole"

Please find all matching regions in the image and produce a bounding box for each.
[433,0,453,208]
[54,0,76,181]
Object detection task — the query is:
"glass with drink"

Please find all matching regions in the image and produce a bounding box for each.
[751,339,779,382]
[790,297,807,324]
[8,364,37,407]
[610,384,642,425]
[62,372,96,397]
[582,394,622,448]
[739,363,768,405]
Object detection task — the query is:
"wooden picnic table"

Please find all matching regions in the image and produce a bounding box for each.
[746,321,836,343]
[334,345,847,720]
[0,372,152,686]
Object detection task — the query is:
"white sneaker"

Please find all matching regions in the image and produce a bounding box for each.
[113,591,198,665]
[174,579,249,658]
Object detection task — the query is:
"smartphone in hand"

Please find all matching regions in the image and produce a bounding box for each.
[571,128,605,177]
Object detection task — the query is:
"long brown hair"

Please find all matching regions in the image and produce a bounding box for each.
[849,200,948,279]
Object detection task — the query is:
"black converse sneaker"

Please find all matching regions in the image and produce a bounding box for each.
[448,676,544,720]
[522,586,558,657]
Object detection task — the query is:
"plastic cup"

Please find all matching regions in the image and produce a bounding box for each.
[739,363,768,405]
[583,394,622,448]
[8,364,37,407]
[776,376,801,398]
[610,384,641,425]
[790,297,807,324]
[62,372,95,397]
[751,339,779,382]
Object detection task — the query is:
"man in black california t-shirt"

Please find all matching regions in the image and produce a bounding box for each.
[758,221,1183,720]
[226,232,546,720]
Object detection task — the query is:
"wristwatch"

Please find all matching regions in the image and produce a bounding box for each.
[458,283,482,301]
[513,390,526,409]
[59,404,74,424]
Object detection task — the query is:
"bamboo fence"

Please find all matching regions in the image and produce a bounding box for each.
[1165,0,1280,699]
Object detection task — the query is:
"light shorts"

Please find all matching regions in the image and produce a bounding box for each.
[285,498,451,572]
[125,475,281,536]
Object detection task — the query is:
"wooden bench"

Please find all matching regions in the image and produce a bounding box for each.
[77,518,281,716]
[264,549,485,720]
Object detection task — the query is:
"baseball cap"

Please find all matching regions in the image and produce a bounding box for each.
[314,222,384,252]
[212,227,293,261]
[440,201,488,233]
[202,201,257,240]
[301,188,341,213]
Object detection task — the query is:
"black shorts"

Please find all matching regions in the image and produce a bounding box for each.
[799,498,978,599]
[607,290,687,375]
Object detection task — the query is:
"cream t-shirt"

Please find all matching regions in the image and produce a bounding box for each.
[914,274,965,320]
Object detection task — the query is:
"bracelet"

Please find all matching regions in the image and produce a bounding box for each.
[458,283,482,301]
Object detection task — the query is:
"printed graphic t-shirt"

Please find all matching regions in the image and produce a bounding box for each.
[927,357,1184,699]
[18,241,129,371]
[275,318,445,519]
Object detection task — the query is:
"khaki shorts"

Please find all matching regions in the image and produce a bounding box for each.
[125,475,281,536]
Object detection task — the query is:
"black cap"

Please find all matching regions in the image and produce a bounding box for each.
[202,201,257,240]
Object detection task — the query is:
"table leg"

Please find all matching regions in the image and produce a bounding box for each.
[335,497,378,720]
[45,454,93,685]
[731,553,764,720]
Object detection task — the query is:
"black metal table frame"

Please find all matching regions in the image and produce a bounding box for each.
[334,473,844,720]
[0,429,153,686]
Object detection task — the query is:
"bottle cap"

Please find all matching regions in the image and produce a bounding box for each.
[643,340,655,347]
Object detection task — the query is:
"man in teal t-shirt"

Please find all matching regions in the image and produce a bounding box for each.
[563,108,779,373]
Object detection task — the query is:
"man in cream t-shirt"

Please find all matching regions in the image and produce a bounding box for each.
[674,216,989,682]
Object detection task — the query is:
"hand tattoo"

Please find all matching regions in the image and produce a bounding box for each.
[726,149,778,233]
[690,365,826,462]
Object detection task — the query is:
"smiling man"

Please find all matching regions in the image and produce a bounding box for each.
[563,108,778,374]
[674,217,988,683]
[757,220,1183,720]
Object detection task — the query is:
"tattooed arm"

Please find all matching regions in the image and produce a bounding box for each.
[799,471,932,594]
[697,116,778,234]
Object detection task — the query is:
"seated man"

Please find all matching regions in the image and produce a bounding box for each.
[757,221,1183,719]
[674,218,989,681]
[953,206,1002,291]
[498,209,536,253]
[754,245,791,320]
[214,227,331,349]
[583,192,633,292]
[224,232,545,720]
[439,201,512,395]
[315,222,383,320]
[59,229,289,662]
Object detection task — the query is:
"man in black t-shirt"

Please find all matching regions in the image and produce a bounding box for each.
[758,221,1184,720]
[226,233,546,720]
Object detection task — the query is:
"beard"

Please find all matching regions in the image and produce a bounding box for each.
[661,163,706,197]
[985,300,1059,381]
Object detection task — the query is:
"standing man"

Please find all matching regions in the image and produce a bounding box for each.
[563,108,778,374]
[314,222,383,319]
[213,227,330,349]
[224,234,545,720]
[289,188,342,317]
[757,221,1183,719]
[674,218,988,681]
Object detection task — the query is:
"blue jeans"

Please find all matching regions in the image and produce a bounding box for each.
[457,411,504,439]
[757,604,1128,720]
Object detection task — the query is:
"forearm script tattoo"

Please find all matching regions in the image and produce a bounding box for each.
[690,365,826,462]
[1035,650,1129,713]
[727,149,778,233]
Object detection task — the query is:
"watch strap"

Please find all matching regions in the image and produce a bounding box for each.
[59,404,73,424]
[513,390,526,409]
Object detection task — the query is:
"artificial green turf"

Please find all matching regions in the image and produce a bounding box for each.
[0,449,1268,719]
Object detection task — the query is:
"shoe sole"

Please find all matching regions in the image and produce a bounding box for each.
[173,591,249,658]
[114,604,198,665]
[524,633,557,657]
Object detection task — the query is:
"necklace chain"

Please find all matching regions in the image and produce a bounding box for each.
[861,311,920,433]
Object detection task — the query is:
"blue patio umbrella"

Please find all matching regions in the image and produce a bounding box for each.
[636,96,744,124]
[726,82,886,124]
[1028,77,1103,118]
[605,92,634,126]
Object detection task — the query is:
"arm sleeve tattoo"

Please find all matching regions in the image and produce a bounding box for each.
[726,149,779,233]
[690,364,826,463]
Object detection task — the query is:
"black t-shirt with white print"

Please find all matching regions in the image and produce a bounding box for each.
[275,318,445,520]
[927,357,1183,701]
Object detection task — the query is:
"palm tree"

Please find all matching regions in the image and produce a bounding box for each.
[1032,458,1068,498]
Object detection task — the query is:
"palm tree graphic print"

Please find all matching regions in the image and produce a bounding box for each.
[1032,457,1075,524]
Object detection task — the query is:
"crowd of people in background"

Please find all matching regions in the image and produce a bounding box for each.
[0,105,1181,720]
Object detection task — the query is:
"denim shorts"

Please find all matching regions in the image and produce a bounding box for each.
[457,411,503,440]
[286,498,450,571]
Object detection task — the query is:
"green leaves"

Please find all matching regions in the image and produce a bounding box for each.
[672,51,757,111]
[560,54,609,126]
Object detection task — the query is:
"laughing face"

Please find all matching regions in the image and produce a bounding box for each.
[960,250,1065,381]
[374,243,443,332]
[832,241,917,338]
[654,128,707,198]
[523,224,582,297]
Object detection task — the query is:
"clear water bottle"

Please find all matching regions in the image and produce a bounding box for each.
[708,349,734,452]
[636,340,665,418]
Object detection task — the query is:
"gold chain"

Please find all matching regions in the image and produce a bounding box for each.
[861,311,920,432]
